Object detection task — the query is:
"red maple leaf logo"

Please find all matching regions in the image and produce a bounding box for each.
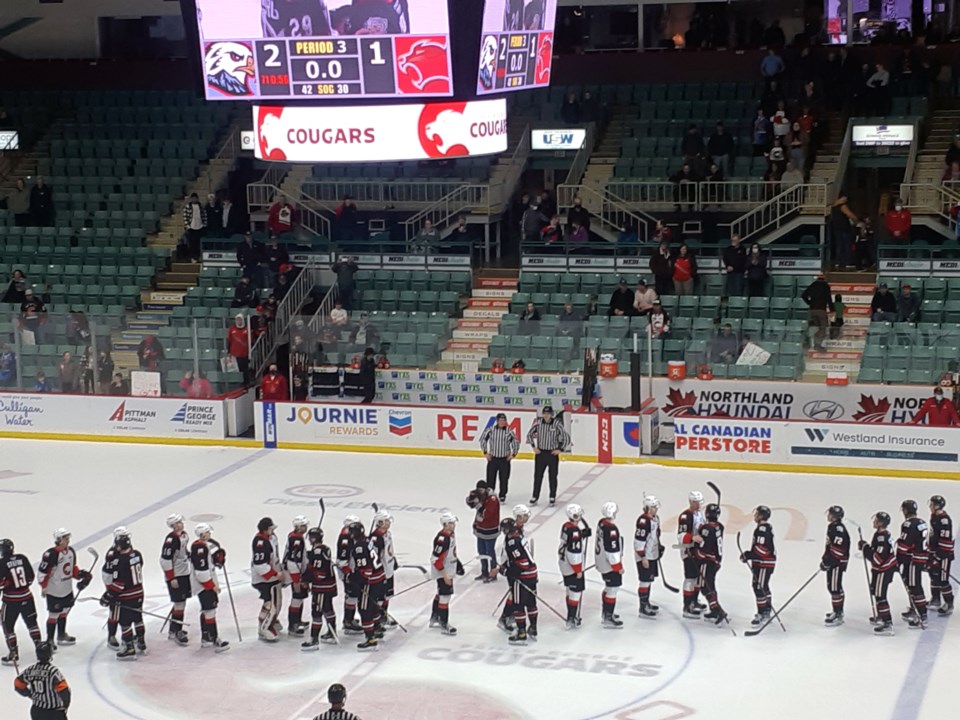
[663,388,698,417]
[852,395,890,423]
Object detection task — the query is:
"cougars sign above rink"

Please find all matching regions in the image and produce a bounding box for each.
[253,99,508,162]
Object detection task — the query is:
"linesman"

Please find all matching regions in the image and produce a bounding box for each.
[525,405,569,506]
[478,413,520,503]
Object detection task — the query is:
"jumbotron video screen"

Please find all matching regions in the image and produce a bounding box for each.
[194,0,454,100]
[476,0,557,94]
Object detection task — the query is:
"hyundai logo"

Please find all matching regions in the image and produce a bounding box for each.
[803,400,845,421]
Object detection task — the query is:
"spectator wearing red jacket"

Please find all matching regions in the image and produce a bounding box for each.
[226,314,250,381]
[179,371,214,398]
[885,199,912,241]
[260,363,289,401]
[911,388,960,426]
[267,198,296,236]
[466,481,500,582]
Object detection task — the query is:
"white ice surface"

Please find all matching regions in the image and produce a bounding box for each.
[0,439,955,720]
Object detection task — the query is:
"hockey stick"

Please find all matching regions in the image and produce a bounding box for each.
[491,587,511,616]
[158,608,174,636]
[221,562,243,643]
[736,531,785,632]
[397,564,428,574]
[556,563,596,584]
[318,498,326,529]
[392,576,434,599]
[73,547,100,604]
[706,481,721,505]
[515,579,566,622]
[657,560,680,593]
[80,598,193,625]
[854,524,878,622]
[382,610,407,633]
[745,568,821,637]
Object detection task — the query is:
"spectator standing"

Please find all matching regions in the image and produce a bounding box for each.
[870,283,898,322]
[349,313,380,352]
[261,363,289,401]
[329,301,348,327]
[0,343,15,387]
[788,123,805,171]
[707,122,734,174]
[182,192,207,262]
[648,300,671,339]
[518,302,541,335]
[652,219,673,246]
[466,481,501,581]
[911,388,960,426]
[801,273,834,351]
[312,683,361,720]
[412,219,439,253]
[218,196,243,237]
[762,20,786,47]
[831,294,845,339]
[885,199,912,242]
[566,195,591,232]
[29,175,54,227]
[451,215,475,250]
[672,244,697,295]
[335,196,361,245]
[560,93,580,124]
[522,202,548,245]
[273,273,291,302]
[479,413,520,502]
[780,162,804,189]
[80,346,95,393]
[897,284,921,323]
[231,275,259,309]
[608,278,635,317]
[58,352,78,393]
[669,163,699,211]
[765,137,786,179]
[852,220,876,271]
[5,178,30,226]
[829,195,858,268]
[867,63,891,116]
[752,108,771,157]
[267,197,295,236]
[14,641,71,720]
[65,310,90,347]
[745,244,768,297]
[331,256,359,311]
[680,124,705,161]
[760,48,786,83]
[711,323,741,363]
[20,288,47,344]
[180,370,214,398]
[722,234,747,297]
[237,232,266,286]
[137,335,165,371]
[761,81,784,121]
[580,90,601,123]
[264,237,291,282]
[204,193,222,237]
[2,269,30,304]
[227,314,251,382]
[650,242,675,297]
[633,278,658,316]
[108,372,129,396]
[98,351,114,390]
[557,302,582,336]
[770,106,790,144]
[358,347,377,403]
[34,371,51,392]
[526,405,569,506]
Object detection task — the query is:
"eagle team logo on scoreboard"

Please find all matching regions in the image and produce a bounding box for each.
[204,42,257,97]
[395,36,452,94]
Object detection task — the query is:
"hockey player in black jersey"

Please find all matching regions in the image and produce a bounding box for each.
[859,512,898,635]
[349,521,386,651]
[927,495,954,616]
[101,541,121,649]
[261,0,333,38]
[558,503,589,629]
[692,504,728,625]
[0,538,42,667]
[337,515,363,635]
[897,499,929,628]
[285,515,310,637]
[740,505,776,626]
[503,505,538,644]
[820,505,850,627]
[101,527,146,660]
[301,528,339,650]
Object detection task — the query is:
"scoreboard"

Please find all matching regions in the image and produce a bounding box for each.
[476,0,557,94]
[196,0,453,101]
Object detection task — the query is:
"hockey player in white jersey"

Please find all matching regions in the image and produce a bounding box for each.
[37,529,91,650]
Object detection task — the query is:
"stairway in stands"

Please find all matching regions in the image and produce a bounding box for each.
[578,108,630,202]
[801,271,875,382]
[912,107,960,184]
[440,270,518,368]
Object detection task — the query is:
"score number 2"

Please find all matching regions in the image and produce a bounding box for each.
[262,41,385,66]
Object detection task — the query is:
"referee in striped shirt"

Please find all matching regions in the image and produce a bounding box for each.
[312,683,362,720]
[478,412,520,502]
[14,642,70,719]
[526,405,570,506]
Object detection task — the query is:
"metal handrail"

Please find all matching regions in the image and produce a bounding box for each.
[249,258,323,376]
[828,117,852,204]
[898,119,922,204]
[259,163,290,188]
[213,126,241,161]
[556,183,654,240]
[246,183,332,240]
[721,183,828,243]
[562,123,596,186]
[308,283,341,334]
[899,182,960,230]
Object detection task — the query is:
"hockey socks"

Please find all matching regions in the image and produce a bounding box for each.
[46,618,58,642]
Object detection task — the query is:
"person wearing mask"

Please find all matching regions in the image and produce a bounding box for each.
[870,283,898,322]
[648,300,671,339]
[911,388,960,426]
[745,244,768,297]
[852,220,876,271]
[227,314,251,382]
[540,215,562,245]
[649,242,675,297]
[885,199,912,242]
[182,192,207,262]
[567,219,587,250]
[632,279,658,316]
[897,284,921,323]
[521,202,548,245]
[608,278,635,317]
[722,234,747,297]
[58,352,78,393]
[137,336,165,371]
[707,122,734,174]
[801,273,835,352]
[672,244,697,296]
[358,348,377,403]
[566,195,591,232]
[264,236,291,283]
[236,232,266,287]
[260,363,289,401]
[331,256,359,311]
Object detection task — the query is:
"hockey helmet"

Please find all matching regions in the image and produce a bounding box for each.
[755,505,771,522]
[343,514,361,527]
[373,511,393,527]
[689,491,704,504]
[499,517,516,533]
[512,504,531,521]
[873,512,891,528]
[53,528,71,543]
[292,515,310,530]
[704,503,721,522]
[565,503,584,522]
[195,523,213,538]
[0,538,13,559]
[930,495,946,511]
[440,512,458,526]
[826,505,845,522]
[257,517,276,533]
[347,521,365,540]
[166,513,184,529]
[307,527,324,545]
[901,499,918,516]
[643,495,661,511]
[601,501,618,520]
[113,527,131,549]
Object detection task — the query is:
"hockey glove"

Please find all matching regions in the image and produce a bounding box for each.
[819,561,829,571]
[581,527,592,539]
[76,571,92,591]
[455,559,465,576]
[99,591,117,607]
[213,548,226,568]
[739,553,748,564]
[466,490,480,509]
[857,540,867,552]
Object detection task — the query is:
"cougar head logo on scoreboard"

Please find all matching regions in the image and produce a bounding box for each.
[478,36,498,91]
[396,37,451,94]
[205,41,255,97]
[535,32,553,85]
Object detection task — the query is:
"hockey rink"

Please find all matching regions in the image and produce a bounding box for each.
[0,439,956,720]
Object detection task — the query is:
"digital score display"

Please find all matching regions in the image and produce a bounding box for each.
[476,0,557,94]
[195,0,453,100]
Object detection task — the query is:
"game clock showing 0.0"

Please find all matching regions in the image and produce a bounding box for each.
[197,0,453,100]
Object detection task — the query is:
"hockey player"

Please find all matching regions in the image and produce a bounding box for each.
[558,503,589,629]
[692,503,728,625]
[820,505,850,627]
[897,499,929,628]
[191,523,229,652]
[251,517,284,642]
[337,515,363,635]
[429,513,461,636]
[101,538,121,649]
[740,505,776,626]
[678,491,706,618]
[0,539,42,667]
[284,515,310,637]
[37,528,92,650]
[927,495,954,615]
[101,527,146,660]
[261,0,334,38]
[634,496,663,619]
[370,511,398,627]
[858,511,897,635]
[492,517,517,632]
[301,527,339,650]
[504,505,538,644]
[349,521,386,651]
[595,502,624,628]
[159,513,191,646]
